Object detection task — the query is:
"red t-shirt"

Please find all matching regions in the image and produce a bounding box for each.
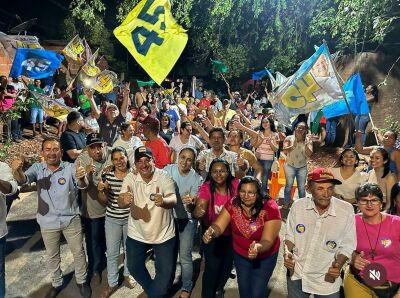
[198,97,211,108]
[225,199,281,259]
[198,178,240,235]
[145,137,171,169]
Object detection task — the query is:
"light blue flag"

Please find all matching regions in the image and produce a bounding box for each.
[273,43,344,126]
[9,48,64,79]
[322,73,369,119]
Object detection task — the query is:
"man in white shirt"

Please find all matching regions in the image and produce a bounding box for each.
[119,146,177,298]
[284,167,356,298]
[0,162,18,297]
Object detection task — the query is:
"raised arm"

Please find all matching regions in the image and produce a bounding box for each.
[85,89,101,119]
[120,82,130,118]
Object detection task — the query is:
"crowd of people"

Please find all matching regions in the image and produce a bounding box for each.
[0,75,400,298]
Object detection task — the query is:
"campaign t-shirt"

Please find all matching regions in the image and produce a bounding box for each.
[225,199,281,259]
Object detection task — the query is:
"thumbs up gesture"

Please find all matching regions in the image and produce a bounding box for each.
[248,241,262,259]
[154,187,164,207]
[11,155,25,172]
[97,178,109,192]
[237,153,245,168]
[202,226,215,244]
[352,251,370,271]
[86,158,96,175]
[284,251,295,275]
[75,160,86,180]
[118,185,134,208]
[325,260,341,283]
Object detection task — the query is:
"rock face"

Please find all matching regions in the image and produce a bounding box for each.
[336,52,400,146]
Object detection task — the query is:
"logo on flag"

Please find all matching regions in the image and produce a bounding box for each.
[114,0,188,85]
[63,35,85,62]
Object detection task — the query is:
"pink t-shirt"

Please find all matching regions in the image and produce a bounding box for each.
[198,178,240,235]
[225,199,281,259]
[355,214,400,282]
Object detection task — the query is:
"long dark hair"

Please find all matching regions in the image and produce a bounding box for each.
[389,182,400,215]
[111,146,130,171]
[233,176,270,220]
[371,148,390,178]
[259,115,276,132]
[205,158,235,208]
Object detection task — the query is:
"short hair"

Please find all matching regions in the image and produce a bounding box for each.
[227,129,244,141]
[180,121,191,133]
[209,127,225,139]
[339,148,360,167]
[42,136,61,150]
[386,130,398,141]
[355,183,384,202]
[119,122,131,133]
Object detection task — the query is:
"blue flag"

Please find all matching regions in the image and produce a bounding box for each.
[9,48,64,79]
[252,69,271,81]
[322,73,369,119]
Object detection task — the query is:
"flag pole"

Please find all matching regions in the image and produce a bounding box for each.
[368,112,380,144]
[323,40,355,127]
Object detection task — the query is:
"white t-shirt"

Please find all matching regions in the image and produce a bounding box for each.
[113,136,143,164]
[121,169,176,244]
[329,167,367,202]
[169,134,204,162]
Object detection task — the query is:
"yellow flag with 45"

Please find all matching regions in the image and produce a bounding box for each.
[113,0,188,85]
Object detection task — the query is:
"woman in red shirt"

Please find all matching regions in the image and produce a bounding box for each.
[203,176,281,298]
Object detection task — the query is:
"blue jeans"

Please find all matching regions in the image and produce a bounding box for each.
[82,216,106,275]
[259,159,274,194]
[30,107,44,124]
[355,114,369,145]
[325,117,339,145]
[105,216,130,287]
[126,236,176,298]
[287,278,340,298]
[0,236,5,298]
[284,164,307,204]
[234,251,278,298]
[176,219,197,292]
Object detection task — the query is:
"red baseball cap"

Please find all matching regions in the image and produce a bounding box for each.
[307,167,342,185]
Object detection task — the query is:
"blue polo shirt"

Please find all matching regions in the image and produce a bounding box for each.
[25,161,81,229]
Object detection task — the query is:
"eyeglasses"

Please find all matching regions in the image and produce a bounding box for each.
[211,170,228,175]
[358,199,381,206]
[296,127,306,130]
[239,190,257,198]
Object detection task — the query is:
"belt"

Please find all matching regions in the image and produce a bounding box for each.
[350,266,399,289]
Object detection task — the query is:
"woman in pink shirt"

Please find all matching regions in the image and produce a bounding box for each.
[194,158,239,298]
[203,176,281,298]
[344,183,400,297]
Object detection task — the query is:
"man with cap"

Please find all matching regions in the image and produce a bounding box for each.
[86,86,130,146]
[284,167,356,297]
[75,133,111,286]
[11,137,91,298]
[60,111,86,163]
[142,116,171,169]
[118,146,177,298]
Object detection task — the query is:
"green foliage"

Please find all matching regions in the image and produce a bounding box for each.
[383,115,400,134]
[70,0,106,26]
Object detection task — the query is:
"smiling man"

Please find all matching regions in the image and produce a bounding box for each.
[118,146,177,298]
[284,167,356,298]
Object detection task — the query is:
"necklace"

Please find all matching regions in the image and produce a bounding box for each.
[361,213,382,260]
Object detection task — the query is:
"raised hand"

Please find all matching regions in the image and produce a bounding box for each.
[119,185,134,208]
[11,155,25,172]
[75,160,86,179]
[86,158,96,175]
[248,241,262,259]
[325,261,341,283]
[202,226,215,244]
[237,153,245,168]
[97,178,109,192]
[352,251,370,271]
[154,186,163,207]
[182,192,193,205]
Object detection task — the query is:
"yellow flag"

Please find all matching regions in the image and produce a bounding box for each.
[82,48,101,77]
[113,0,188,85]
[93,70,118,94]
[161,87,175,95]
[62,35,85,62]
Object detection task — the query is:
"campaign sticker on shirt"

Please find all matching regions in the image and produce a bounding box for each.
[363,263,387,287]
[249,221,258,232]
[295,224,306,234]
[379,237,392,248]
[325,240,337,250]
[149,194,156,201]
[58,177,66,185]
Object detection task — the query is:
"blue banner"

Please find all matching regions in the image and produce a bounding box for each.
[252,69,270,81]
[9,48,64,79]
[322,73,369,119]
